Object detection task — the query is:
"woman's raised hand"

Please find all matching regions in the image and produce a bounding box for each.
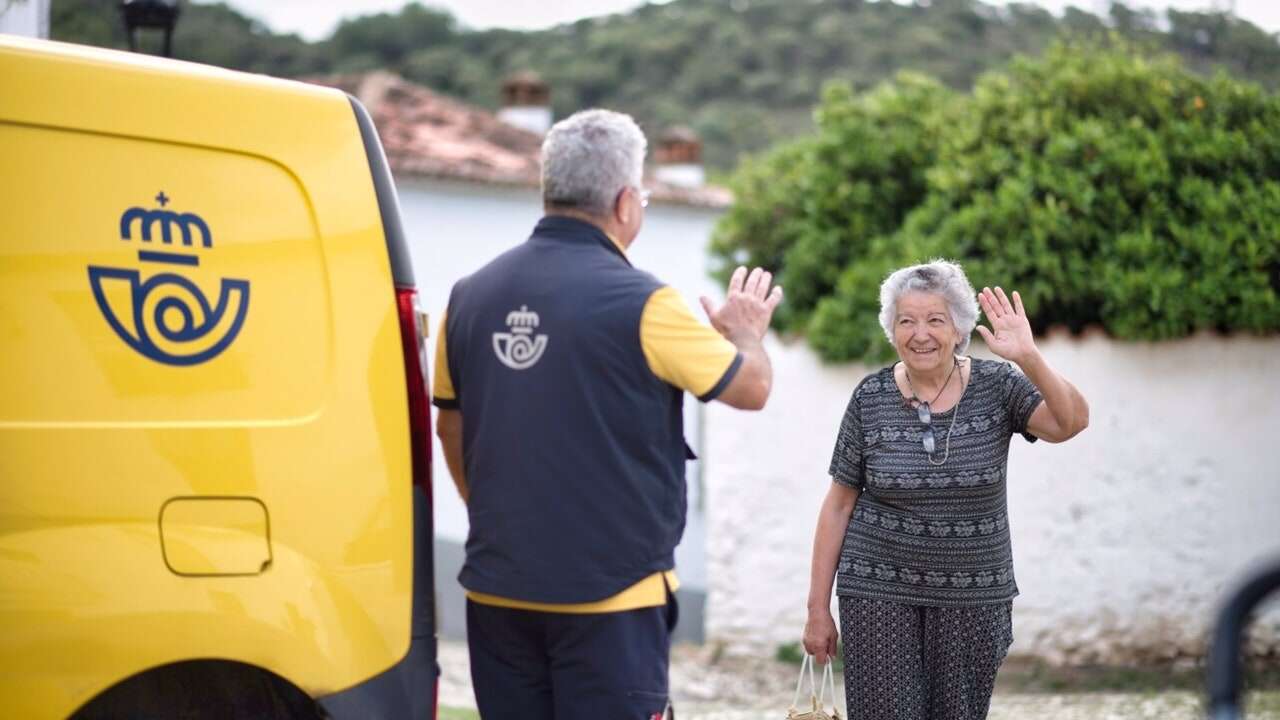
[803,607,840,665]
[976,286,1038,364]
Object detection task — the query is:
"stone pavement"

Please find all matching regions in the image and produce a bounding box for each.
[437,639,1280,719]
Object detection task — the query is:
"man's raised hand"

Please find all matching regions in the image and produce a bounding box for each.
[699,266,784,344]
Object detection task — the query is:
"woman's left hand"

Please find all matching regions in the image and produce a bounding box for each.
[976,286,1038,364]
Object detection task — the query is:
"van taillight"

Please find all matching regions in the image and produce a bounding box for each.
[396,286,432,491]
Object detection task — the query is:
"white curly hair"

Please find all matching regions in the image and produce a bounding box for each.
[878,259,980,354]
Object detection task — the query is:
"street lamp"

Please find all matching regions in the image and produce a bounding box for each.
[119,0,180,57]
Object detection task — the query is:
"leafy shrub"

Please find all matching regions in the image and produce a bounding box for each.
[712,41,1280,362]
[709,73,958,331]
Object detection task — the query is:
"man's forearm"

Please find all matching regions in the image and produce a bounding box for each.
[436,410,469,503]
[700,263,782,410]
[731,332,772,404]
[443,442,468,503]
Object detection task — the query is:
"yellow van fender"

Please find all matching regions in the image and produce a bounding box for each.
[0,521,406,719]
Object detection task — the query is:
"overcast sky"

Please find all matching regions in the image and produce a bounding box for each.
[204,0,1280,41]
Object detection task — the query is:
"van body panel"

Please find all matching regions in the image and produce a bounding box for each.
[0,36,422,718]
[1,121,329,423]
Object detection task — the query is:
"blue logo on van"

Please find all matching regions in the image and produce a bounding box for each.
[88,193,250,366]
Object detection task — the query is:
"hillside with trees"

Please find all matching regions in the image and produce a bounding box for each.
[51,0,1280,170]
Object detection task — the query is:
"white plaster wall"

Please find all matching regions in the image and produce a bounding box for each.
[396,176,724,588]
[0,0,50,38]
[704,330,1280,663]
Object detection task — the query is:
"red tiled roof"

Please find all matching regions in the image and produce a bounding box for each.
[308,72,733,209]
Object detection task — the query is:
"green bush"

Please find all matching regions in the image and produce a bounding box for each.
[712,41,1280,363]
[709,73,958,331]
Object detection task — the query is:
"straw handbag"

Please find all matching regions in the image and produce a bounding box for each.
[786,654,843,720]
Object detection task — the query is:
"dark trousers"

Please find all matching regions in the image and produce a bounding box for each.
[838,596,1013,720]
[466,591,678,720]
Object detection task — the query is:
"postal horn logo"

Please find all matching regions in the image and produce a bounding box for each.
[492,305,548,370]
[87,191,250,366]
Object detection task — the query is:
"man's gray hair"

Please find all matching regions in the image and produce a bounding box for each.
[541,109,647,216]
[879,259,980,354]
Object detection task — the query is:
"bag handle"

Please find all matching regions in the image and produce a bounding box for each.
[819,660,842,718]
[817,658,830,707]
[790,653,817,710]
[791,652,840,713]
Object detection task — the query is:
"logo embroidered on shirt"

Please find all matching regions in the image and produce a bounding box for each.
[493,305,548,370]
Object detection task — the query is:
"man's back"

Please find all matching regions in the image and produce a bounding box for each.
[440,216,690,605]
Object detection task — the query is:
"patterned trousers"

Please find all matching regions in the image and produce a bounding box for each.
[837,596,1013,720]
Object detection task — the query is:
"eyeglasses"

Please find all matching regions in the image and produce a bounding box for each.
[916,401,936,455]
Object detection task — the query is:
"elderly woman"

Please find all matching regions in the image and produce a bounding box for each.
[802,259,1089,720]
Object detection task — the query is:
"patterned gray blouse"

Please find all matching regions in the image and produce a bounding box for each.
[828,358,1043,607]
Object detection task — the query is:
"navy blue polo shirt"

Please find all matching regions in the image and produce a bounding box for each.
[432,215,741,606]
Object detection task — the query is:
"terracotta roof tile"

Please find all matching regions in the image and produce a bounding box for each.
[307,72,732,209]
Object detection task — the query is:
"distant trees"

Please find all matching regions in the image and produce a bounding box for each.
[51,0,1280,172]
[328,4,457,71]
[51,0,324,76]
[712,42,1280,361]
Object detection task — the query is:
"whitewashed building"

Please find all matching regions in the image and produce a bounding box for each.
[0,0,50,38]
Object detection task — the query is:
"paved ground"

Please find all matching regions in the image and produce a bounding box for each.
[437,639,1280,719]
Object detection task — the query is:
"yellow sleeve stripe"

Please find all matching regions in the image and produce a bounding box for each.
[431,310,456,406]
[640,286,740,399]
[466,571,679,614]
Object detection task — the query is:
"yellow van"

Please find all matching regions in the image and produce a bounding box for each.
[0,36,438,719]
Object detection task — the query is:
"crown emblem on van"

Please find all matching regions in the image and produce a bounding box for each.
[87,192,250,366]
[120,206,212,247]
[493,305,548,370]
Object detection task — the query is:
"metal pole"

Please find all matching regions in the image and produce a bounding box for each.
[1206,557,1280,720]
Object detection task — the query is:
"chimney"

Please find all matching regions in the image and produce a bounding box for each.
[653,126,705,189]
[120,0,182,57]
[497,71,552,135]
